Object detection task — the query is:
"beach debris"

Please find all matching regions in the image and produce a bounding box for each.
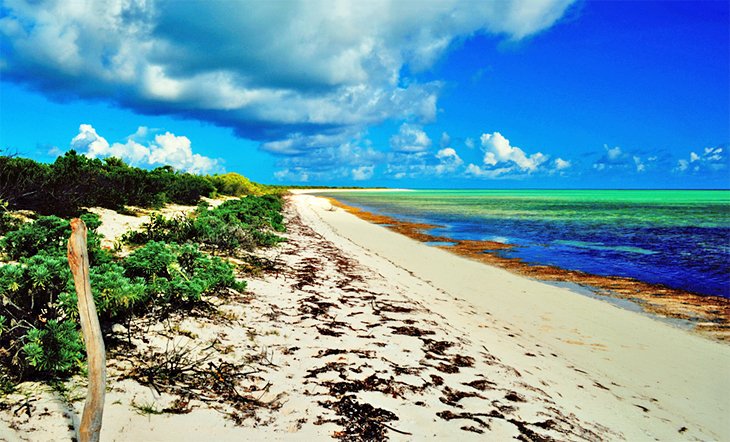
[464,379,496,391]
[439,386,484,407]
[68,218,106,442]
[318,395,406,441]
[390,325,434,337]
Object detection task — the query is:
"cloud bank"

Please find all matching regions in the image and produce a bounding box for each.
[1,0,576,154]
[465,132,567,179]
[70,124,220,173]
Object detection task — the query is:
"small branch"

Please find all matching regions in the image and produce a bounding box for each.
[381,422,412,436]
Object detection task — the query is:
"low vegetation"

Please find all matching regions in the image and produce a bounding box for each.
[123,195,285,254]
[0,153,286,385]
[0,152,284,216]
[207,172,271,197]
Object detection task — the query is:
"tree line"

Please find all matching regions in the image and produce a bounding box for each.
[0,151,274,216]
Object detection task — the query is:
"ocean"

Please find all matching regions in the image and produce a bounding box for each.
[323,190,730,298]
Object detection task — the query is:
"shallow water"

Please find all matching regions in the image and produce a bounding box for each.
[324,190,730,298]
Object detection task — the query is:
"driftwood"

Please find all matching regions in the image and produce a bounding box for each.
[68,218,106,442]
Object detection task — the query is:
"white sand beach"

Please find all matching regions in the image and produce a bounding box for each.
[2,193,728,441]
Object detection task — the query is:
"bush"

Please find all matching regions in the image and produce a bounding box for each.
[0,251,72,315]
[0,199,20,235]
[1,215,68,260]
[124,195,286,253]
[123,214,196,245]
[0,156,51,213]
[1,213,111,265]
[213,195,285,232]
[0,152,230,215]
[165,173,215,205]
[0,156,272,383]
[207,172,266,196]
[0,237,243,380]
[59,263,147,322]
[124,241,245,304]
[22,320,83,376]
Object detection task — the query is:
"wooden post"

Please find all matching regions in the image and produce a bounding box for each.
[68,218,105,442]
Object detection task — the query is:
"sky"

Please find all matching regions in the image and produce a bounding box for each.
[0,0,728,189]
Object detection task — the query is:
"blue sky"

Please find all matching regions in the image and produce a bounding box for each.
[1,0,728,188]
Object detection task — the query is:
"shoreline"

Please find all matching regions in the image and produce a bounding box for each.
[288,188,414,194]
[319,194,730,342]
[293,193,730,439]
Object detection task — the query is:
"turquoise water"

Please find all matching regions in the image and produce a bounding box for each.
[323,190,730,298]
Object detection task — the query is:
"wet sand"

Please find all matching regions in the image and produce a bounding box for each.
[321,195,730,342]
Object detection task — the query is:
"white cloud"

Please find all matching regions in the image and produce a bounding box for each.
[674,146,727,174]
[434,147,464,175]
[465,163,515,179]
[70,124,220,174]
[384,143,468,179]
[274,168,309,183]
[71,124,152,165]
[633,155,645,172]
[436,147,458,160]
[440,132,451,148]
[554,157,571,170]
[352,165,375,181]
[72,124,112,158]
[261,138,301,156]
[606,145,622,160]
[271,136,383,182]
[1,0,577,152]
[592,144,642,172]
[149,132,219,175]
[480,132,548,172]
[390,123,432,153]
[704,146,724,161]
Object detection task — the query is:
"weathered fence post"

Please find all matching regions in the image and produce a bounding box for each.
[68,218,105,442]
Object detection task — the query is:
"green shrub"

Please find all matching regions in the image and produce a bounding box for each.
[22,319,83,376]
[59,263,147,322]
[124,195,286,253]
[0,154,273,384]
[0,213,110,264]
[123,240,178,280]
[0,152,234,215]
[122,214,195,245]
[0,156,52,213]
[1,215,68,260]
[207,172,266,196]
[0,199,20,235]
[0,251,72,314]
[123,241,244,304]
[165,173,216,205]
